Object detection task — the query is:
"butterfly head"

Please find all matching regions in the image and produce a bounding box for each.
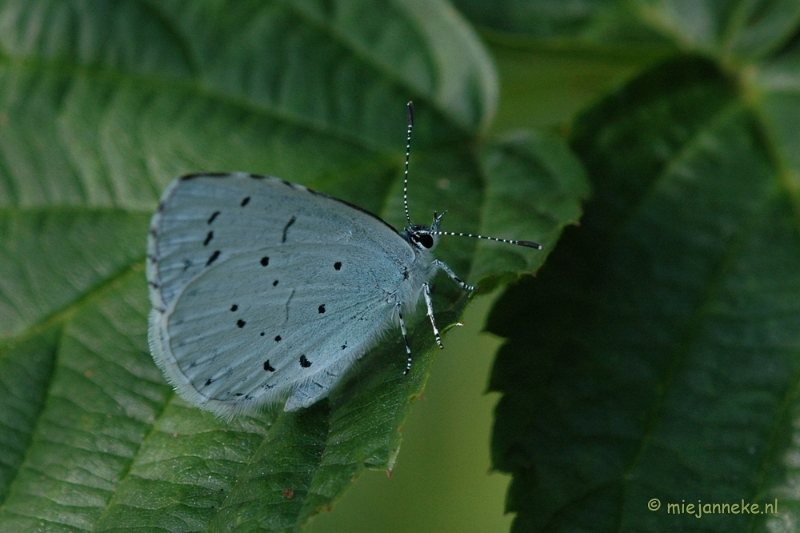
[402,211,445,251]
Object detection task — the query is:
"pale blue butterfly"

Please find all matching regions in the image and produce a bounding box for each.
[146,103,541,415]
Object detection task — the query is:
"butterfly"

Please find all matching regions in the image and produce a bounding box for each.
[146,102,541,415]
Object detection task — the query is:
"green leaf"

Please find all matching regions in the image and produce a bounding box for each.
[454,0,800,61]
[632,0,800,60]
[0,1,587,531]
[453,0,670,45]
[463,3,800,530]
[456,0,800,133]
[488,49,800,533]
[452,2,677,132]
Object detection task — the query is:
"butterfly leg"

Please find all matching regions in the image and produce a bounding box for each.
[423,282,444,349]
[397,303,413,375]
[432,259,475,292]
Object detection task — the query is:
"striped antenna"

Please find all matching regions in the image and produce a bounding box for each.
[404,102,542,251]
[431,230,543,249]
[403,101,414,225]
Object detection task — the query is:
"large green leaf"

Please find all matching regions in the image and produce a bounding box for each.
[478,1,800,530]
[0,1,587,531]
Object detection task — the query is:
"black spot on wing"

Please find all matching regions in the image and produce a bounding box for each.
[237,319,246,328]
[230,304,238,312]
[318,304,326,314]
[263,360,276,372]
[204,231,214,246]
[206,250,220,266]
[272,280,279,286]
[334,261,342,270]
[285,289,296,322]
[207,211,220,224]
[299,355,312,368]
[275,335,281,342]
[282,216,297,243]
[241,196,250,207]
[261,257,269,266]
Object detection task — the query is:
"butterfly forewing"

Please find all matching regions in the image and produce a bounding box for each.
[147,173,415,415]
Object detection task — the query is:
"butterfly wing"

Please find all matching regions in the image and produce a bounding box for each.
[147,173,417,415]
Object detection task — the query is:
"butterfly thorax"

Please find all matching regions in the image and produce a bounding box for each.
[392,222,440,315]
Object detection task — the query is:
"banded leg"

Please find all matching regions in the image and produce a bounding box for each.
[397,303,413,375]
[432,259,475,292]
[423,282,444,349]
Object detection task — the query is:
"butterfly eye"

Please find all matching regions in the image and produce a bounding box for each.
[413,233,434,249]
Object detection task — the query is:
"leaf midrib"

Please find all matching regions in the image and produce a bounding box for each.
[612,104,778,526]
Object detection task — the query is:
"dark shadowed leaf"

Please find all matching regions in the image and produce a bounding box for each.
[489,53,800,532]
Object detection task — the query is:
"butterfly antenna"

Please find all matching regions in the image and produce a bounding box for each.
[403,101,414,225]
[431,230,543,250]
